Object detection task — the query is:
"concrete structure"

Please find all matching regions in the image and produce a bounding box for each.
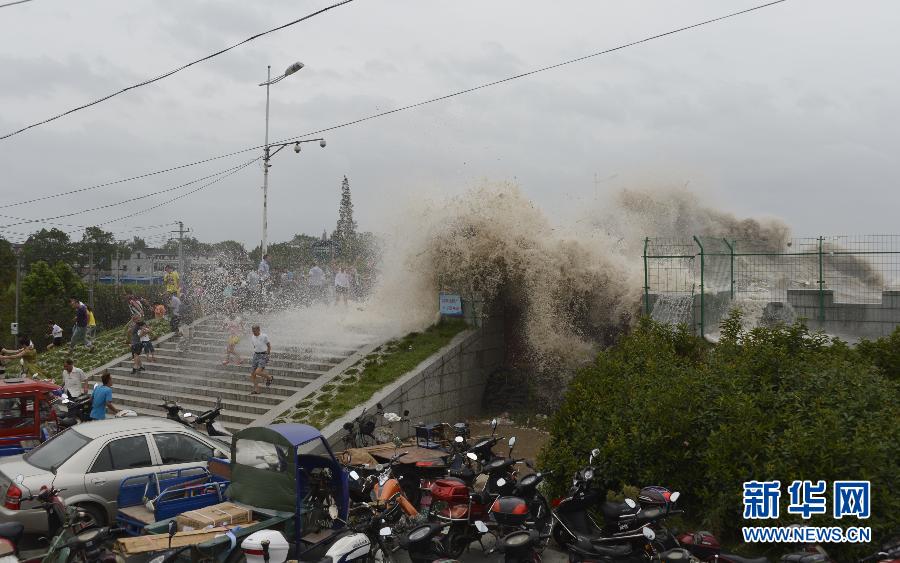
[318,317,505,447]
[649,289,900,341]
[89,317,374,431]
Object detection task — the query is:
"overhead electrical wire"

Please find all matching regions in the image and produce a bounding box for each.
[3,0,787,208]
[0,0,355,141]
[0,0,35,8]
[0,160,256,228]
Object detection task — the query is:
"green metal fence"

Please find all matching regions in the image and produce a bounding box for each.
[643,235,900,337]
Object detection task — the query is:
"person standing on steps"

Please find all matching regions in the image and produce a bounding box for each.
[334,266,351,307]
[169,293,182,336]
[68,297,94,352]
[90,371,119,420]
[86,305,97,341]
[61,359,88,397]
[222,314,243,366]
[164,265,181,296]
[308,262,325,304]
[140,322,156,363]
[249,324,273,394]
[127,316,145,374]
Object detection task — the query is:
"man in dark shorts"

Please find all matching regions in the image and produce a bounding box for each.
[249,325,273,394]
[127,316,145,374]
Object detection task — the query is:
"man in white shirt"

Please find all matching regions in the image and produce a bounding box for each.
[249,325,273,394]
[62,359,88,397]
[308,263,325,303]
[168,294,182,335]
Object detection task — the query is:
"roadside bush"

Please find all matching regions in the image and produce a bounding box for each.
[538,313,900,559]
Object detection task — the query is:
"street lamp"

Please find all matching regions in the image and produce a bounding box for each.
[11,243,22,347]
[258,61,310,257]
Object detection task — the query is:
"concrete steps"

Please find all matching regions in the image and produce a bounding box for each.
[91,316,375,432]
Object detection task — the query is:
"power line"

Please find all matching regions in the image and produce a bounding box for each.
[0,0,356,141]
[5,0,787,206]
[0,160,255,228]
[0,0,35,8]
[96,157,258,226]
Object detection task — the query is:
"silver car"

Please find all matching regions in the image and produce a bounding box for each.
[0,416,229,533]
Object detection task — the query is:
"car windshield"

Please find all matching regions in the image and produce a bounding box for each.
[25,428,90,471]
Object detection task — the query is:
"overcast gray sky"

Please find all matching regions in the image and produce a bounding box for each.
[1,0,898,248]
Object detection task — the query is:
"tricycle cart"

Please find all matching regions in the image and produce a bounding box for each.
[138,423,349,562]
[0,379,62,456]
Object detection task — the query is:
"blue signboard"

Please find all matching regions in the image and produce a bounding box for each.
[439,293,463,317]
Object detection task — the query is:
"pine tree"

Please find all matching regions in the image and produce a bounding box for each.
[334,176,357,259]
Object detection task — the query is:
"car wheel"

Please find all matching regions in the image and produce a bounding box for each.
[74,503,107,529]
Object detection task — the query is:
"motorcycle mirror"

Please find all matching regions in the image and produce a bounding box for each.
[403,410,410,417]
[376,402,384,410]
[496,478,507,487]
[642,526,656,540]
[670,491,680,503]
[508,436,516,448]
[467,452,478,461]
[455,436,464,443]
[343,422,354,431]
[93,382,99,390]
[349,471,360,481]
[182,412,193,418]
[393,437,403,447]
[328,504,339,520]
[625,498,637,509]
[379,527,392,537]
[61,397,70,404]
[491,418,498,432]
[14,475,23,485]
[167,519,177,538]
[474,521,489,533]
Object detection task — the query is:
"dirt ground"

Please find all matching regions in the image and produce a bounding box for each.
[468,416,551,468]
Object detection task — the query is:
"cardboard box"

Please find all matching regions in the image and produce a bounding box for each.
[175,501,252,532]
[116,524,252,555]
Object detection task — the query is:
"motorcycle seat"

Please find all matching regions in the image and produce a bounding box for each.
[600,501,639,521]
[0,522,23,542]
[720,554,768,563]
[636,507,664,523]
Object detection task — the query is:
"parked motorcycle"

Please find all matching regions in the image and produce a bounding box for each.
[160,396,231,437]
[341,403,410,449]
[677,531,769,563]
[10,476,124,563]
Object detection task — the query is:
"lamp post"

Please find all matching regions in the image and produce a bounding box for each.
[11,243,22,348]
[259,61,304,257]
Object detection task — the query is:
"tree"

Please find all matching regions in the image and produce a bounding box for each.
[333,175,358,260]
[130,236,148,251]
[77,226,120,271]
[162,236,211,256]
[22,228,77,268]
[0,238,15,290]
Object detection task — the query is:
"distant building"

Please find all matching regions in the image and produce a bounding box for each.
[99,248,180,284]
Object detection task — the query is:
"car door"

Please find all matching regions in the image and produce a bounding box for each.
[83,433,156,511]
[149,431,217,477]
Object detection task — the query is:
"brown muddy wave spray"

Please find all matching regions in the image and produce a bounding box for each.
[368,182,792,370]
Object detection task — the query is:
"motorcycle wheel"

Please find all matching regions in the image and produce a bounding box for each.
[551,521,574,549]
[443,527,470,559]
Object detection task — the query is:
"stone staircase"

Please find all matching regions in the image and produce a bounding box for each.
[92,317,374,432]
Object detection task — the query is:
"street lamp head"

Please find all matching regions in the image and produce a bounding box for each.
[294,142,301,154]
[284,62,304,76]
[319,139,327,148]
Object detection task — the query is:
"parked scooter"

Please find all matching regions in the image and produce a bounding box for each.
[160,396,231,437]
[677,531,770,563]
[11,476,124,563]
[551,448,683,551]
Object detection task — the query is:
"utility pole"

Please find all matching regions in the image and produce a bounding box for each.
[115,247,120,288]
[88,247,95,308]
[11,244,22,349]
[171,221,190,278]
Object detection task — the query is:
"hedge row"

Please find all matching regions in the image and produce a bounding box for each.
[538,313,899,559]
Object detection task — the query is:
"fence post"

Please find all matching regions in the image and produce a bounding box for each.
[693,235,705,338]
[723,238,735,300]
[643,237,650,316]
[818,236,825,322]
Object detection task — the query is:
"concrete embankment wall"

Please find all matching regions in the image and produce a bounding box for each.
[319,317,505,448]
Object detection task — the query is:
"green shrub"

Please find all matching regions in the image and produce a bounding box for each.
[539,313,899,559]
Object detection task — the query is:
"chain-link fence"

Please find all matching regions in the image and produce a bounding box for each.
[643,235,900,338]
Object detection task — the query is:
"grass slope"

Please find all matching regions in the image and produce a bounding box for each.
[16,318,171,384]
[277,318,468,428]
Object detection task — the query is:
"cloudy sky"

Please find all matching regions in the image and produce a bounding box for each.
[1,0,898,249]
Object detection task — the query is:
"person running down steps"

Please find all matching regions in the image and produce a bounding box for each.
[249,325,273,394]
